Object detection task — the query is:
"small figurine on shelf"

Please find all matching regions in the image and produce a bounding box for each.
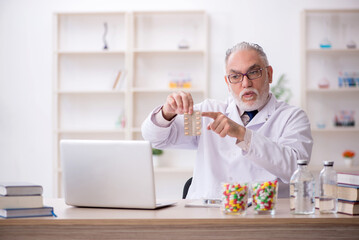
[103,22,108,50]
[342,150,355,167]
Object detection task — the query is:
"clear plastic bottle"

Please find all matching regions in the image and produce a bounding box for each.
[319,161,337,213]
[290,159,315,214]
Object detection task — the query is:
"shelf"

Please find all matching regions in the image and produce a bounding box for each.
[132,88,205,93]
[57,129,126,134]
[131,128,141,132]
[306,88,359,93]
[307,49,359,54]
[134,10,206,15]
[57,90,126,95]
[308,165,359,172]
[57,50,126,55]
[134,49,205,54]
[56,11,127,16]
[305,9,359,14]
[311,127,359,133]
[154,167,193,174]
[56,166,193,174]
[302,9,359,173]
[54,11,208,198]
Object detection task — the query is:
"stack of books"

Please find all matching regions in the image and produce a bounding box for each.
[336,172,359,215]
[0,182,55,218]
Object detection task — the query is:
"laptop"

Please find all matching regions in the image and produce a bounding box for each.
[60,139,176,209]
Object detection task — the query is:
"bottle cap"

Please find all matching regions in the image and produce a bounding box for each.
[297,159,308,165]
[323,161,334,166]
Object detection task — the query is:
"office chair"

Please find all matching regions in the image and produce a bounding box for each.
[182,177,193,199]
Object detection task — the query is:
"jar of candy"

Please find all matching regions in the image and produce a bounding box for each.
[221,182,249,215]
[251,180,278,215]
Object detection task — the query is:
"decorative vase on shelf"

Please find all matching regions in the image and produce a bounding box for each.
[344,23,356,49]
[152,148,164,167]
[344,157,353,167]
[342,150,355,167]
[319,37,332,49]
[178,38,190,49]
[346,40,356,49]
[103,22,108,50]
[318,77,330,89]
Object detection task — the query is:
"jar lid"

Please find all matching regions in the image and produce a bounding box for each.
[297,159,308,165]
[323,161,334,166]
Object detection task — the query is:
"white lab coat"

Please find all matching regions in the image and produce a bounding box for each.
[141,94,313,199]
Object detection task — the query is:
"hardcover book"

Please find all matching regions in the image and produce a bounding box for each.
[337,172,359,186]
[338,184,359,201]
[0,182,43,196]
[337,199,359,216]
[315,198,359,215]
[0,195,43,209]
[0,206,54,218]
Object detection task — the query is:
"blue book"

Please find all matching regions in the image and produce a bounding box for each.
[0,206,55,218]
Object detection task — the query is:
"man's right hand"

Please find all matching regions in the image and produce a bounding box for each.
[162,91,194,121]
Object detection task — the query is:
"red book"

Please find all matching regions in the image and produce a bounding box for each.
[337,199,359,216]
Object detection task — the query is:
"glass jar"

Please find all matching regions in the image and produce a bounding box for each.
[290,159,315,215]
[319,161,337,213]
[221,182,249,215]
[251,180,278,215]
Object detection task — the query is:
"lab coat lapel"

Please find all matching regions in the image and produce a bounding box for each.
[226,97,244,126]
[246,94,277,128]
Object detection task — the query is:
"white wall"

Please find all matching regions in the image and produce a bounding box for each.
[1,0,359,197]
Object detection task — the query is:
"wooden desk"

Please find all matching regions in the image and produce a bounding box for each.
[1,198,359,240]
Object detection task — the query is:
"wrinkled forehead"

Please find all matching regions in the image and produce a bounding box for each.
[226,49,265,73]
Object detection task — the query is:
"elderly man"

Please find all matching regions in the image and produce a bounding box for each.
[141,42,313,199]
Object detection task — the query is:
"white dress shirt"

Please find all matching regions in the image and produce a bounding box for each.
[141,94,313,199]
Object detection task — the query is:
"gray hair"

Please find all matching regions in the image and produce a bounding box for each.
[225,42,269,67]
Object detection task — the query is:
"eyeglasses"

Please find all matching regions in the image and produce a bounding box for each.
[227,66,269,84]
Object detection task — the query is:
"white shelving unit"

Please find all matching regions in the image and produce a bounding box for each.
[53,11,208,197]
[301,9,359,172]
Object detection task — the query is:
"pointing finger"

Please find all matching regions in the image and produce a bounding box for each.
[201,112,220,119]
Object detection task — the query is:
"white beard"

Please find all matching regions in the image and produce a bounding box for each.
[229,83,269,112]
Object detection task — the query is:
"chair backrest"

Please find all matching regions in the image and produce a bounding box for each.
[182,177,193,199]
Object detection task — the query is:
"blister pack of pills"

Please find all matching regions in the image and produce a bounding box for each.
[184,111,202,136]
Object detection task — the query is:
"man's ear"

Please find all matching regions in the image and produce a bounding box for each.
[267,66,273,84]
[224,76,231,91]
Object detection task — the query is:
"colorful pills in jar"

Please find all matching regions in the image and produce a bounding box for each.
[251,180,278,215]
[221,183,249,215]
